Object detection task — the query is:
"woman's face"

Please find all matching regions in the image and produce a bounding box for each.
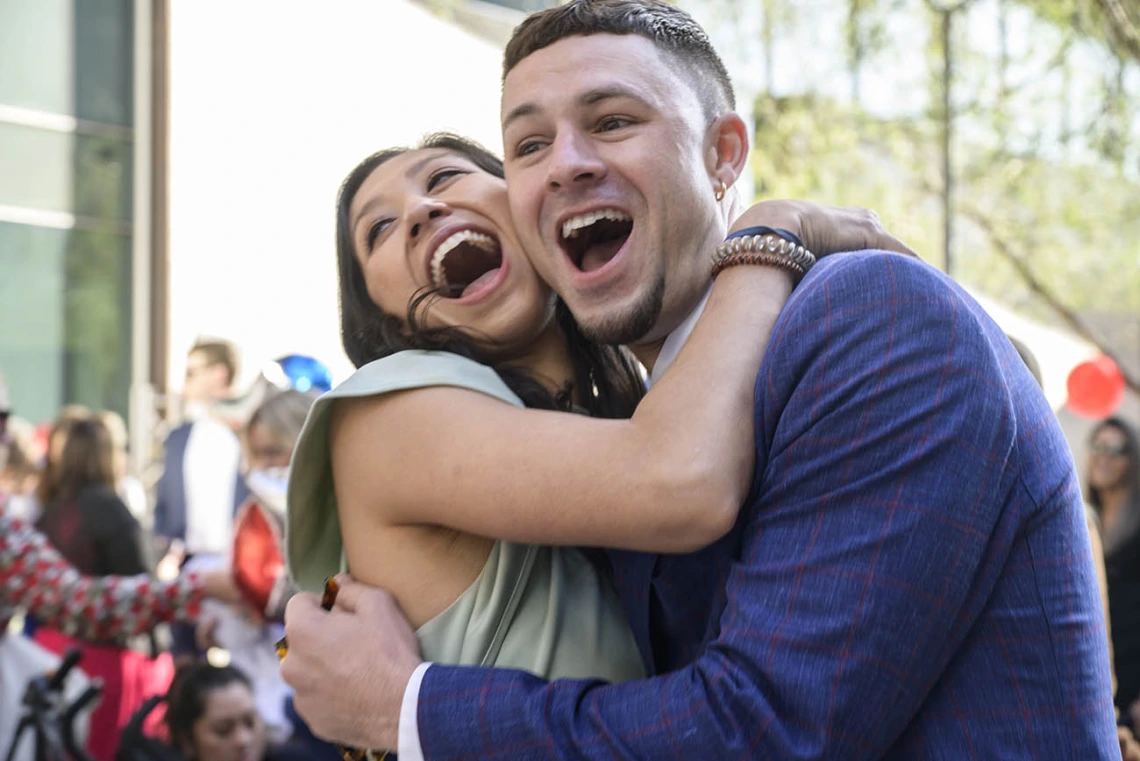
[246,423,292,472]
[188,682,266,761]
[348,148,556,357]
[1089,425,1131,492]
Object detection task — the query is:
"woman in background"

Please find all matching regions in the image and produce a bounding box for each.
[98,410,149,521]
[1088,417,1140,726]
[33,418,173,761]
[195,390,320,746]
[165,663,309,761]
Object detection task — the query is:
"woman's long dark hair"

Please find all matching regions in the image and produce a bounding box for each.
[46,418,116,505]
[336,133,645,417]
[1087,416,1140,554]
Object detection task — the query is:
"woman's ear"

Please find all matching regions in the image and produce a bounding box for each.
[705,112,750,195]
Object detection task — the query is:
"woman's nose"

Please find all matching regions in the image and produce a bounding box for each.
[408,198,451,239]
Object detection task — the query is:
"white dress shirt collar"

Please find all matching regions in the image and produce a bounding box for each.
[647,285,713,387]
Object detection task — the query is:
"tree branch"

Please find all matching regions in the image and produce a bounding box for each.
[961,203,1139,394]
[1093,0,1140,62]
[914,178,1140,393]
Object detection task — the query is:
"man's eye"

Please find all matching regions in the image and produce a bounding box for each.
[427,168,466,191]
[598,117,631,132]
[516,140,545,158]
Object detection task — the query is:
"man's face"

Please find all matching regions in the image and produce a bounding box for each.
[501,34,726,349]
[184,350,229,403]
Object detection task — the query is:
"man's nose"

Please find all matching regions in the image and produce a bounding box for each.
[545,131,606,191]
[408,198,451,239]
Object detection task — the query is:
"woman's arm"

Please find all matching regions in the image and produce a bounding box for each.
[331,202,914,553]
[0,512,228,641]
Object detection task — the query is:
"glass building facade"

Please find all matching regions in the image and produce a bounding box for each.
[0,0,137,423]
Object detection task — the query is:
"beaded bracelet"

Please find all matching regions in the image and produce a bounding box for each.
[711,233,817,279]
[712,251,805,279]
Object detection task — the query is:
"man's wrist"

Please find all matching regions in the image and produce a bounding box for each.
[395,662,433,759]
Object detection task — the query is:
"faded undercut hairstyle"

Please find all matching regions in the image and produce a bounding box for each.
[503,0,735,123]
[335,133,645,418]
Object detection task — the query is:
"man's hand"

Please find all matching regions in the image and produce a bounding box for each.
[730,200,917,259]
[280,576,422,749]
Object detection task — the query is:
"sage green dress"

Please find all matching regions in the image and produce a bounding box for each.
[285,350,645,683]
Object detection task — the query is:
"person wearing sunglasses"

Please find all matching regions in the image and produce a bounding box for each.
[1088,417,1140,729]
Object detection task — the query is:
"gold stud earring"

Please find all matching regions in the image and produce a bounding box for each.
[714,180,727,202]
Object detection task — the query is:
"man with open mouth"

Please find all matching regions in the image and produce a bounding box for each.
[283,1,1117,758]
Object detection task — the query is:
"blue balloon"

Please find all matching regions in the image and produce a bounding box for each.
[275,354,333,393]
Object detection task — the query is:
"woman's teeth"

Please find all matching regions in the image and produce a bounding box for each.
[431,230,497,290]
[561,208,631,240]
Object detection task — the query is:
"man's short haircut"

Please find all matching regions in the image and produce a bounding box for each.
[503,0,735,122]
[190,338,239,385]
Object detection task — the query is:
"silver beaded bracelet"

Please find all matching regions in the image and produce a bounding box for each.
[712,234,817,273]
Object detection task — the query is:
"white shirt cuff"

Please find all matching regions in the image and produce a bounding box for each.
[397,662,432,760]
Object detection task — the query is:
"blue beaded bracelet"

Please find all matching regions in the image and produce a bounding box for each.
[725,225,804,250]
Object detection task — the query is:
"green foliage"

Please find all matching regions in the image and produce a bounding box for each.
[688,0,1139,339]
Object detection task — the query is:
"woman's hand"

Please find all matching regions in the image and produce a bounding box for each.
[729,200,917,259]
[200,567,243,605]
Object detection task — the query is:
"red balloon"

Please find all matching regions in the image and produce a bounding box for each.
[232,498,284,619]
[1066,355,1125,419]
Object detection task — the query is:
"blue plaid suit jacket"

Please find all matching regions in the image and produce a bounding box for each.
[416,251,1118,759]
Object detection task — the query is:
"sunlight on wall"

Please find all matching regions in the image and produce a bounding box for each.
[167,0,506,390]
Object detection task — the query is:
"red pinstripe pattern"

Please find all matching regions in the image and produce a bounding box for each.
[417,252,1117,759]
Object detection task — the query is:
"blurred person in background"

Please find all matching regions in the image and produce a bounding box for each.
[155,339,249,661]
[99,410,149,522]
[1088,416,1140,728]
[33,417,174,761]
[0,415,43,520]
[162,663,309,761]
[32,405,91,523]
[194,389,319,746]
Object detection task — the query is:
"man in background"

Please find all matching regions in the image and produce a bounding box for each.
[154,339,249,659]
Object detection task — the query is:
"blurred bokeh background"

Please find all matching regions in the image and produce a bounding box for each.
[1,0,1137,471]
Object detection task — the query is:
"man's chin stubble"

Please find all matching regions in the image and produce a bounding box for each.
[576,275,666,348]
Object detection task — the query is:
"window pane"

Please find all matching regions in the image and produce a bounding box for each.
[0,0,74,117]
[74,0,133,126]
[0,222,67,423]
[0,123,132,220]
[64,225,132,418]
[0,222,132,423]
[75,133,132,221]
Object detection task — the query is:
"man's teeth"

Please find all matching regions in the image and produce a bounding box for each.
[561,209,631,240]
[431,230,497,290]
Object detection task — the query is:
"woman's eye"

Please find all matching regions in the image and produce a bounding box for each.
[426,168,466,191]
[367,218,395,250]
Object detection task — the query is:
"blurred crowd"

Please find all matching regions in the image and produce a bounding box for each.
[0,339,340,761]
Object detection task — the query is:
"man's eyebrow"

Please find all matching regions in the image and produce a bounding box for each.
[579,85,645,106]
[502,102,540,131]
[502,85,647,131]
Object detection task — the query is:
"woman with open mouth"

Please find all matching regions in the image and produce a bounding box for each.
[285,133,911,699]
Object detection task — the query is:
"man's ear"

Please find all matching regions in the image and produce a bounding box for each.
[704,112,749,195]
